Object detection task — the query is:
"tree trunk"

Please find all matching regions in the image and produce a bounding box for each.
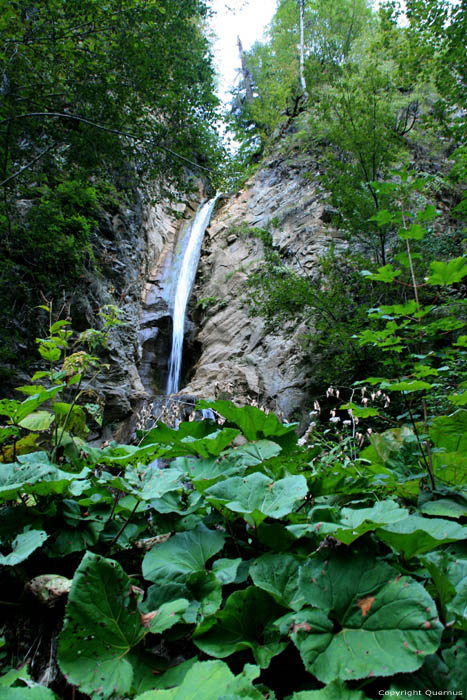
[237,36,254,102]
[299,0,309,99]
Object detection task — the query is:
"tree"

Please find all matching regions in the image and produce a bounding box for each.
[298,0,308,99]
[380,0,466,141]
[232,0,374,137]
[0,0,222,376]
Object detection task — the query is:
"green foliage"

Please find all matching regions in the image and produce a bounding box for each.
[0,305,117,464]
[0,385,465,696]
[247,247,385,389]
[0,0,223,373]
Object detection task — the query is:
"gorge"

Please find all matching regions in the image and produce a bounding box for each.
[0,1,466,698]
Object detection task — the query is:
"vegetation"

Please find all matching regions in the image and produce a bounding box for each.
[0,0,466,697]
[0,305,465,696]
[0,0,223,376]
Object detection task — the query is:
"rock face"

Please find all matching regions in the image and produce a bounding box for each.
[92,148,346,431]
[83,186,202,429]
[182,150,347,419]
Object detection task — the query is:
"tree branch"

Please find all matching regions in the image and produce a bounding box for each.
[0,111,224,176]
[0,142,58,188]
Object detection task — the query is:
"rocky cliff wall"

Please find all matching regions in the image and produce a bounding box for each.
[95,148,347,435]
[86,185,202,433]
[183,149,348,419]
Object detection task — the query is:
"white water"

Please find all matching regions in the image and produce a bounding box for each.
[166,195,219,394]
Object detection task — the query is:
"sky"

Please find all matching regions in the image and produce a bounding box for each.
[209,0,277,104]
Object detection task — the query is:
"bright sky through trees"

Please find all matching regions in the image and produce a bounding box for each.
[210,0,277,103]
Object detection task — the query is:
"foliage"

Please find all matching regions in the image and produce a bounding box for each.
[0,319,465,696]
[230,0,374,139]
[380,0,467,141]
[0,303,120,464]
[247,243,386,390]
[0,0,223,375]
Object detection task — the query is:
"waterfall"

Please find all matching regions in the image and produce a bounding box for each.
[166,195,219,394]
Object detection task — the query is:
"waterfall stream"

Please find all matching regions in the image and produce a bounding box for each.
[166,195,219,394]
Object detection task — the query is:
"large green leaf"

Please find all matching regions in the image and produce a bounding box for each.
[124,465,184,501]
[134,660,263,700]
[430,410,467,452]
[197,400,298,443]
[58,552,145,697]
[391,641,467,695]
[277,552,443,683]
[205,473,308,526]
[193,587,287,668]
[1,385,65,424]
[212,558,243,585]
[58,552,188,698]
[18,410,55,432]
[419,498,467,519]
[427,257,467,286]
[424,550,467,629]
[141,421,241,458]
[222,440,282,468]
[250,553,305,610]
[287,500,409,545]
[0,453,89,502]
[0,689,57,698]
[174,456,243,492]
[375,515,466,558]
[142,571,221,626]
[0,529,48,565]
[142,524,225,584]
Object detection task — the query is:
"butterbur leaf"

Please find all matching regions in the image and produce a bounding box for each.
[288,499,409,545]
[142,524,225,584]
[0,688,58,698]
[223,439,282,467]
[175,456,242,492]
[0,454,89,502]
[278,552,442,683]
[419,499,467,519]
[0,529,48,566]
[212,558,242,585]
[137,657,199,691]
[205,473,308,526]
[141,421,241,458]
[375,515,466,558]
[390,641,467,694]
[430,410,467,453]
[427,257,467,286]
[144,599,189,635]
[58,552,146,698]
[197,399,298,442]
[134,660,263,699]
[250,553,305,610]
[193,587,287,668]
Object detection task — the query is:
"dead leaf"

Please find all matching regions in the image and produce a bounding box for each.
[290,621,312,634]
[140,610,158,628]
[356,595,376,617]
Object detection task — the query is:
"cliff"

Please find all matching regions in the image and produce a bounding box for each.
[183,148,348,419]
